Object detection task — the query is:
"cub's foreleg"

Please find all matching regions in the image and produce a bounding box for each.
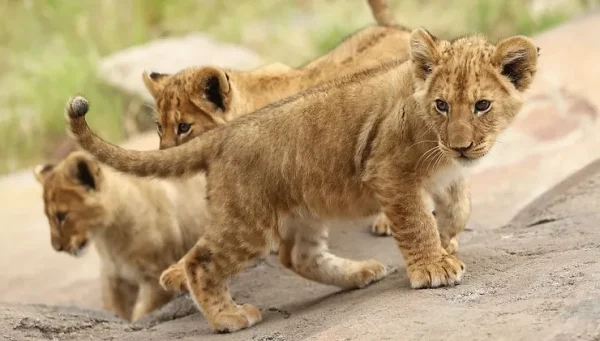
[432,178,471,254]
[375,182,465,289]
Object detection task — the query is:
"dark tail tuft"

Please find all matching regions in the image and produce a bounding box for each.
[68,95,90,117]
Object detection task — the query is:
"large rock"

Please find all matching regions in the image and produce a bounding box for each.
[4,158,600,340]
[467,10,600,229]
[98,33,263,103]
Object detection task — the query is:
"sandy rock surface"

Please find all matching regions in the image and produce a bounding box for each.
[3,157,600,340]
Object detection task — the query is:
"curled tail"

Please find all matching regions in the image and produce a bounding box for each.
[368,0,398,27]
[65,95,215,178]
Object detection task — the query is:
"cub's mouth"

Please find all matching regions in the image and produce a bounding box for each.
[70,239,89,257]
[455,154,479,166]
[439,141,487,167]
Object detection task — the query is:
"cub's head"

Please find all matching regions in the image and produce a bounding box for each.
[34,152,107,256]
[409,28,539,165]
[143,67,233,150]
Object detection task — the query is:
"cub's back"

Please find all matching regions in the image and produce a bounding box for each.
[304,26,411,73]
[205,61,407,215]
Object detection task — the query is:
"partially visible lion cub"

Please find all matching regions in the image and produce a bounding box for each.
[66,27,538,334]
[144,0,410,150]
[34,151,209,321]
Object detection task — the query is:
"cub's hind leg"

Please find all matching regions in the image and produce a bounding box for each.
[182,216,274,333]
[280,218,387,289]
[433,178,471,254]
[160,244,280,294]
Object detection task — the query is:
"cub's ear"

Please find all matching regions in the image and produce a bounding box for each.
[142,71,170,99]
[33,164,54,184]
[409,28,442,81]
[65,152,101,191]
[492,36,538,92]
[189,67,231,116]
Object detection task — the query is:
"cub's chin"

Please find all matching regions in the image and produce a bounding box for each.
[453,155,481,168]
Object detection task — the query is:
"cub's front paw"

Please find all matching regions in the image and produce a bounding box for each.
[407,254,465,289]
[159,264,187,292]
[212,304,262,333]
[370,214,392,236]
[352,259,388,289]
[443,237,459,254]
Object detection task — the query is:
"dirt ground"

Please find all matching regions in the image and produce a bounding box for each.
[3,158,600,340]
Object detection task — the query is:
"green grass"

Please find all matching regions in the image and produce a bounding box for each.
[0,0,597,174]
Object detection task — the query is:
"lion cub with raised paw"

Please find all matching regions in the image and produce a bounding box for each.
[66,28,538,333]
[34,151,210,322]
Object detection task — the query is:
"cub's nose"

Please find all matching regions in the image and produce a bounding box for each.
[451,142,473,154]
[51,240,63,252]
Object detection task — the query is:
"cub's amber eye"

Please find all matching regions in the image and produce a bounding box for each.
[435,99,449,114]
[56,212,68,223]
[474,100,491,113]
[177,123,191,135]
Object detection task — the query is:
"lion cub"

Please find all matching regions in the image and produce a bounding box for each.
[34,151,209,321]
[66,28,538,333]
[144,0,410,151]
[140,0,420,238]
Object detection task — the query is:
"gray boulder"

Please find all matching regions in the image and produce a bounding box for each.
[98,33,263,103]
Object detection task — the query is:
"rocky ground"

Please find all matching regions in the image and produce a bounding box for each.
[3,149,600,340]
[1,10,600,341]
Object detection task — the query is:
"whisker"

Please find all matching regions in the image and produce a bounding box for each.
[424,146,441,175]
[416,146,438,170]
[405,140,438,153]
[405,124,437,153]
[427,147,443,175]
[424,149,437,175]
[432,149,446,173]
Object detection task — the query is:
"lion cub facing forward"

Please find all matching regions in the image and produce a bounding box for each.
[66,28,538,333]
[34,151,209,321]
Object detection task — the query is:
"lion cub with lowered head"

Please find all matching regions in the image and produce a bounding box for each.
[34,151,209,321]
[66,28,538,333]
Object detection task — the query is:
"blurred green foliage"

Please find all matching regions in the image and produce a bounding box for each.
[0,0,597,174]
